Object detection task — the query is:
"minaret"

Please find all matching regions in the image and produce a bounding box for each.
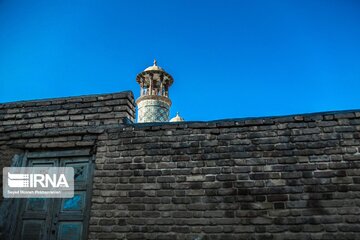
[136,60,174,123]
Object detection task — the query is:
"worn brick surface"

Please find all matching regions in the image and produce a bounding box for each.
[1,91,360,239]
[0,91,135,133]
[89,111,360,240]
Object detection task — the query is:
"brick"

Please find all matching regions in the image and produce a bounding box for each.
[171,226,190,233]
[281,172,302,179]
[203,226,223,233]
[202,182,222,189]
[143,170,162,176]
[127,205,145,211]
[265,179,286,187]
[202,167,221,174]
[99,219,117,225]
[186,175,206,182]
[216,175,237,181]
[157,177,175,183]
[129,191,146,197]
[267,195,288,202]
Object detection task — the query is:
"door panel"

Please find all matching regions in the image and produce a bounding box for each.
[61,192,86,212]
[21,220,45,240]
[23,197,51,219]
[57,222,83,240]
[17,159,57,240]
[26,198,48,212]
[28,158,56,167]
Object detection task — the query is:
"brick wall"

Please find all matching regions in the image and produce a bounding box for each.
[0,90,134,180]
[0,91,135,239]
[90,111,360,240]
[0,91,135,133]
[1,91,360,239]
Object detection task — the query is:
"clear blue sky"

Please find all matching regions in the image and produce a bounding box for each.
[1,0,359,121]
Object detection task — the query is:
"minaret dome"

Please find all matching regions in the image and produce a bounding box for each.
[170,112,185,122]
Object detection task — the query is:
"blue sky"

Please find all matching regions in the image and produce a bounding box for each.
[0,0,359,121]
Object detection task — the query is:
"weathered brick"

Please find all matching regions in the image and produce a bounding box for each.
[157,176,175,183]
[216,175,237,181]
[281,172,302,179]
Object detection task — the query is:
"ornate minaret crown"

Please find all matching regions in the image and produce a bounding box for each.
[136,60,174,123]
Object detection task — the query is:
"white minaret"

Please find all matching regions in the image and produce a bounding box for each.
[136,60,174,123]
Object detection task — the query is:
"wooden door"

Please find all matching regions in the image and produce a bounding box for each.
[15,150,93,240]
